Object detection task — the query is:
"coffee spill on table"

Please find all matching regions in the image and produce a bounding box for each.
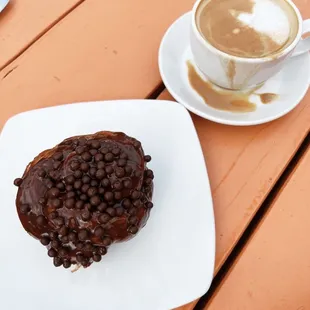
[187,61,278,112]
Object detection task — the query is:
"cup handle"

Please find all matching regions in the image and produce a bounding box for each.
[291,19,310,57]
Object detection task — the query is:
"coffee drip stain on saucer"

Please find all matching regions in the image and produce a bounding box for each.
[187,61,278,112]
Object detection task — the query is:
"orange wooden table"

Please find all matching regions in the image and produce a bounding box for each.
[0,1,309,309]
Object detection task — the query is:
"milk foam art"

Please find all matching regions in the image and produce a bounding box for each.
[237,0,291,45]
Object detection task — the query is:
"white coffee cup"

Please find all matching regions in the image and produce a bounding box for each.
[190,0,310,90]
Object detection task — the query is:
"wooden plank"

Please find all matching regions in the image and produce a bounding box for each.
[158,89,310,276]
[0,0,82,69]
[0,0,196,129]
[204,146,310,309]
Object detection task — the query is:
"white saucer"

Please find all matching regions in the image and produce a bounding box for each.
[159,12,310,126]
[0,0,9,13]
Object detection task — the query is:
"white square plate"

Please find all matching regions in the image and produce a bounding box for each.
[0,100,215,310]
[0,0,9,12]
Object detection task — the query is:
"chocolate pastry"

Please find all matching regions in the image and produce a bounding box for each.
[14,131,154,268]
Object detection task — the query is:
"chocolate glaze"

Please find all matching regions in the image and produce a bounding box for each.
[15,131,154,268]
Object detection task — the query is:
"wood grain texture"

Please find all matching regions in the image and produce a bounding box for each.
[0,0,82,70]
[158,89,310,274]
[0,0,195,129]
[204,146,310,309]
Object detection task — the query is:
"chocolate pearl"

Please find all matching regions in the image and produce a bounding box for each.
[74,170,83,179]
[101,178,110,188]
[76,253,84,262]
[102,237,112,247]
[144,155,151,162]
[56,182,65,191]
[76,200,84,209]
[70,161,80,171]
[93,254,102,262]
[104,153,114,162]
[100,147,109,154]
[36,215,46,226]
[37,169,46,178]
[117,159,127,167]
[66,184,73,191]
[53,152,63,161]
[146,202,154,208]
[115,207,124,216]
[65,175,75,185]
[125,166,133,175]
[68,232,77,242]
[69,217,77,227]
[90,195,101,206]
[90,180,99,187]
[53,161,61,170]
[98,187,105,195]
[82,175,91,184]
[104,192,114,202]
[123,179,133,189]
[78,229,89,241]
[80,162,90,172]
[112,148,120,156]
[48,248,57,257]
[90,149,98,156]
[128,226,138,234]
[128,215,138,225]
[63,260,71,269]
[128,207,137,215]
[76,243,84,250]
[49,211,58,219]
[49,231,58,240]
[122,198,132,209]
[120,152,128,159]
[81,184,90,193]
[106,207,116,217]
[105,166,113,175]
[62,235,69,244]
[48,187,60,198]
[98,213,111,224]
[115,167,125,178]
[14,178,23,186]
[87,187,98,197]
[76,146,85,155]
[135,170,142,177]
[20,204,30,214]
[53,257,63,267]
[146,169,154,178]
[81,258,89,267]
[97,202,107,212]
[54,217,65,226]
[40,236,50,246]
[81,152,92,162]
[114,191,122,200]
[133,140,141,148]
[52,199,62,209]
[133,200,142,207]
[96,169,106,180]
[145,178,152,185]
[74,180,83,190]
[58,247,68,257]
[99,247,107,255]
[91,140,100,149]
[65,198,75,209]
[81,210,91,221]
[49,170,59,180]
[94,226,105,237]
[89,167,97,177]
[51,240,61,249]
[59,226,68,236]
[97,161,105,169]
[84,242,94,252]
[46,179,54,189]
[113,181,123,190]
[94,153,104,162]
[80,194,88,201]
[131,190,141,200]
[85,203,92,210]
